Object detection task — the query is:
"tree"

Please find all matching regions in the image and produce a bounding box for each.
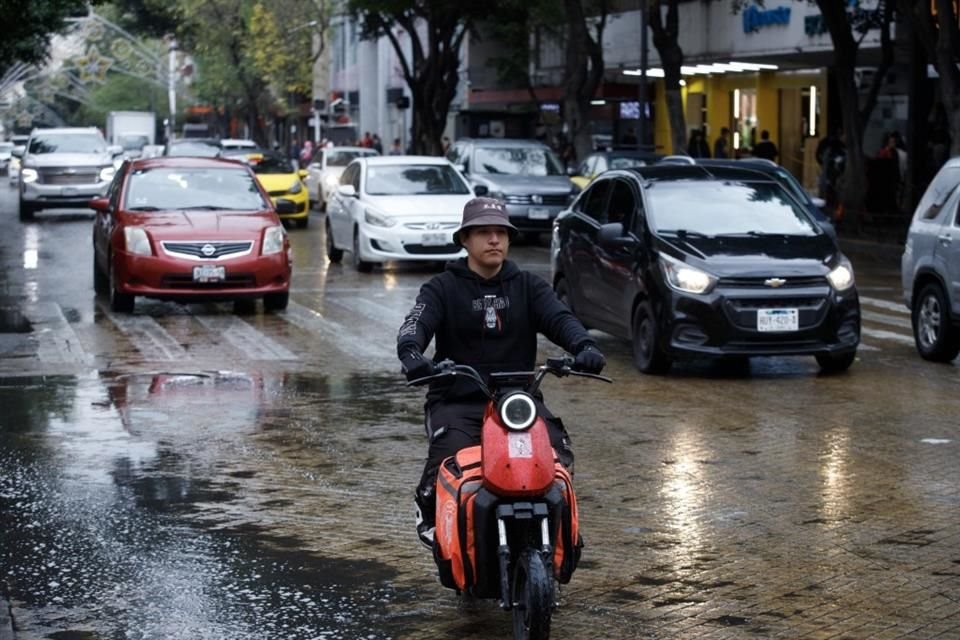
[348,0,487,155]
[562,0,609,162]
[0,0,95,77]
[647,0,686,155]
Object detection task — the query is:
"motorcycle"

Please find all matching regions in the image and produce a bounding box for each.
[409,355,611,640]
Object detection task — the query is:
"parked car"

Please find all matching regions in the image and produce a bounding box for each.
[304,146,379,211]
[14,127,123,221]
[163,138,221,157]
[570,149,661,190]
[219,138,258,151]
[446,138,579,240]
[551,164,860,374]
[0,141,14,175]
[696,157,837,241]
[246,151,310,228]
[90,156,293,313]
[325,155,478,272]
[900,156,960,362]
[7,134,29,185]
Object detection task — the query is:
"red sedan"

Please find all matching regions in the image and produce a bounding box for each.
[91,156,293,313]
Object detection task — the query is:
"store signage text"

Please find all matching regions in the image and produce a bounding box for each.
[743,5,791,33]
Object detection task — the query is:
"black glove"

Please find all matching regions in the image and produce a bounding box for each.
[401,349,436,382]
[574,344,606,374]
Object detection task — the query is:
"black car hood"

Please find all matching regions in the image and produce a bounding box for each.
[657,233,840,276]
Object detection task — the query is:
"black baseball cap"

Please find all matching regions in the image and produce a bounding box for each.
[454,197,518,247]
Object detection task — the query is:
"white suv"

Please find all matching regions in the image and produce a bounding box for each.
[14,127,122,221]
[901,157,960,361]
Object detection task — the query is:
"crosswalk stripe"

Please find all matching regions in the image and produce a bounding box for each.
[101,305,188,361]
[325,296,405,327]
[193,315,298,361]
[283,302,391,359]
[860,295,908,314]
[861,309,912,330]
[861,327,915,346]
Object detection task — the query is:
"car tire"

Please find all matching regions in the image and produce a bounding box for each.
[912,282,960,362]
[632,300,671,374]
[815,351,856,373]
[108,260,135,313]
[93,253,108,295]
[19,199,35,221]
[352,229,373,273]
[263,292,289,312]
[325,219,343,263]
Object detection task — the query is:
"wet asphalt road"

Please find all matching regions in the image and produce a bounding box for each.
[0,182,958,640]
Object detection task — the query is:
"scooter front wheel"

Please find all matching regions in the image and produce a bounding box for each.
[512,547,554,640]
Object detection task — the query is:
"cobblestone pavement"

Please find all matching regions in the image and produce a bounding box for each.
[0,192,958,639]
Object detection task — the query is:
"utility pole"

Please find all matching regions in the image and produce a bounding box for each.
[167,37,177,141]
[638,0,649,152]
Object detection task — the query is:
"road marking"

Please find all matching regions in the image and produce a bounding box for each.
[194,315,298,361]
[100,305,189,361]
[325,296,405,327]
[861,309,912,330]
[283,302,391,359]
[24,303,92,365]
[858,342,881,352]
[861,327,915,346]
[860,295,908,314]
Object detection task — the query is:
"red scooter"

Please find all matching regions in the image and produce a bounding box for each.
[410,355,611,640]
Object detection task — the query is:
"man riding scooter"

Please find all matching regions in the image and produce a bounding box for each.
[396,196,606,548]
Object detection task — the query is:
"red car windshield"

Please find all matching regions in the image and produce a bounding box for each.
[124,166,269,211]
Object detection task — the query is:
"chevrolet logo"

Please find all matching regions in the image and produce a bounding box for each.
[764,278,787,288]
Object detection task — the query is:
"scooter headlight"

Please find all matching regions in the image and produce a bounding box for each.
[498,392,537,431]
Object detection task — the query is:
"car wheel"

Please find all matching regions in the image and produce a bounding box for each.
[108,260,135,313]
[631,300,671,374]
[912,282,960,362]
[317,189,326,212]
[93,253,108,295]
[815,351,856,373]
[325,219,343,263]
[18,199,35,221]
[263,292,289,312]
[353,230,373,273]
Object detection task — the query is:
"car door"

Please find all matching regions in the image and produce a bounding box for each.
[94,165,126,272]
[305,149,323,195]
[594,177,642,332]
[565,178,612,325]
[940,190,960,316]
[328,161,359,248]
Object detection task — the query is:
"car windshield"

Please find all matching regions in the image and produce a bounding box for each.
[167,141,220,157]
[473,146,564,176]
[327,149,375,167]
[365,164,471,196]
[124,167,268,211]
[118,134,149,151]
[648,181,819,236]
[28,133,107,154]
[249,154,295,174]
[609,156,647,170]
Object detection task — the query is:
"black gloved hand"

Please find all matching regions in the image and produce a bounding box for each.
[574,344,606,374]
[401,349,436,382]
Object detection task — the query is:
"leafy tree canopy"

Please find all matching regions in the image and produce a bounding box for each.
[0,0,99,76]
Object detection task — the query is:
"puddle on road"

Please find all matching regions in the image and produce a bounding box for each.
[0,372,430,639]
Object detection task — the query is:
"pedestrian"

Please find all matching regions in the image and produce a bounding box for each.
[299,139,314,165]
[687,129,710,158]
[442,136,451,155]
[752,130,778,161]
[713,127,731,159]
[361,131,374,148]
[396,197,606,548]
[372,134,383,154]
[816,127,845,205]
[389,137,403,155]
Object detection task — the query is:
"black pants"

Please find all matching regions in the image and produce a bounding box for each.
[415,398,574,516]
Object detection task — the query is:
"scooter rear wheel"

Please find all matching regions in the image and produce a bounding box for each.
[512,548,553,640]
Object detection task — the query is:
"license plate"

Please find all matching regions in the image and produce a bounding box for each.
[193,265,225,283]
[63,187,77,196]
[421,232,448,247]
[757,308,799,332]
[528,207,550,220]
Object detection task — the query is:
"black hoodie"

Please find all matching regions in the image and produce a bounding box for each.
[397,257,594,403]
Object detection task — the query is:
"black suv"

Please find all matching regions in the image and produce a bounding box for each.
[550,164,861,374]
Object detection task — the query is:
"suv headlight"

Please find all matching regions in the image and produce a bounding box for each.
[498,392,537,431]
[827,260,855,291]
[100,166,116,182]
[288,179,302,194]
[364,209,396,227]
[21,167,38,183]
[660,253,717,295]
[123,227,152,256]
[262,225,286,255]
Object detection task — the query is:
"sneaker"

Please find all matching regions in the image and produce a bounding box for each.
[414,501,435,550]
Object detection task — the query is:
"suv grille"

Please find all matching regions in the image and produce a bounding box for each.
[38,168,100,185]
[718,276,828,288]
[503,194,568,206]
[161,241,254,259]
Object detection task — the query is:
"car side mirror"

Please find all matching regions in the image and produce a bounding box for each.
[275,198,297,214]
[89,197,111,212]
[337,184,358,198]
[598,221,638,248]
[810,196,826,209]
[108,145,124,156]
[11,147,23,158]
[454,163,466,174]
[473,184,489,196]
[298,169,308,180]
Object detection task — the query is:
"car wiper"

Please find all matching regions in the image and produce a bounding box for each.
[175,205,233,210]
[659,229,711,239]
[127,206,162,211]
[715,231,792,238]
